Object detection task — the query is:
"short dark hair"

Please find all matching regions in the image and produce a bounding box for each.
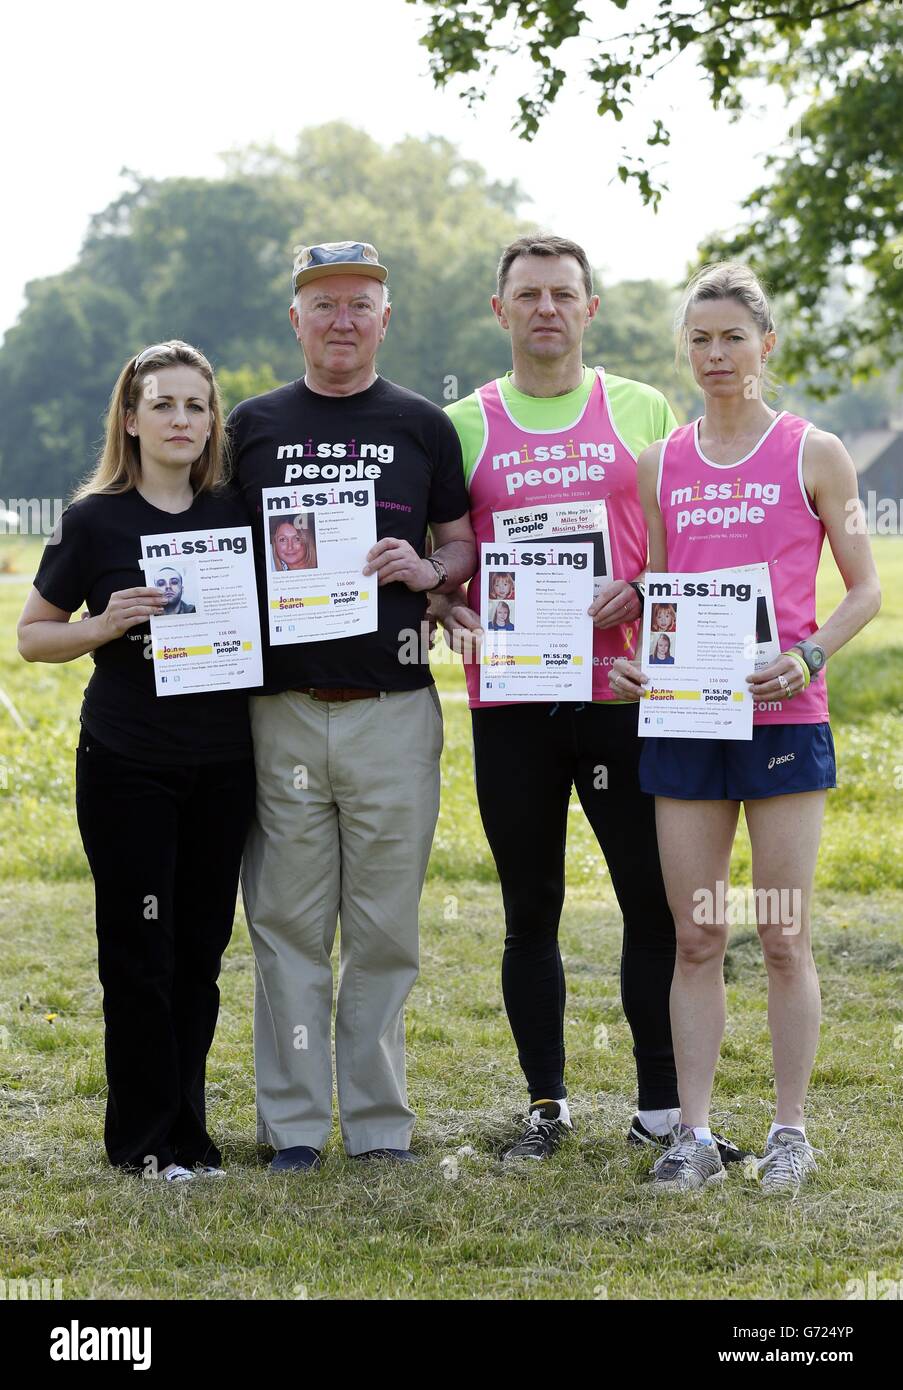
[497,235,594,301]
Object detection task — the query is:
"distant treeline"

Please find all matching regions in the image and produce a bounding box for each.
[0,123,895,501]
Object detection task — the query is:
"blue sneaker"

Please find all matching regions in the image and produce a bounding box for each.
[352,1148,420,1163]
[270,1146,322,1172]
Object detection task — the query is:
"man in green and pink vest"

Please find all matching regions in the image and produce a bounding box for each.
[432,234,747,1165]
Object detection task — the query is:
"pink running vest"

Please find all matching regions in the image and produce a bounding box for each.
[465,369,647,707]
[657,411,828,725]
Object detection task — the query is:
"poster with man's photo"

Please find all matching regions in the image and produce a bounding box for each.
[261,482,377,645]
[139,525,263,696]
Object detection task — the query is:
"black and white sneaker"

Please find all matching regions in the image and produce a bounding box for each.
[503,1102,573,1162]
[628,1113,753,1166]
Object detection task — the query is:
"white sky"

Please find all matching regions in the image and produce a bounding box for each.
[1,0,799,340]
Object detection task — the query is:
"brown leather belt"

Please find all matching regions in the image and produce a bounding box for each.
[294,686,382,702]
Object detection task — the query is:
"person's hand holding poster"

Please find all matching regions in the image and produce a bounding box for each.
[638,565,761,739]
[262,481,377,645]
[140,525,263,696]
[480,541,593,701]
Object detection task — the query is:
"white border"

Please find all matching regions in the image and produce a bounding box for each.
[493,366,596,435]
[692,410,787,470]
[467,386,492,489]
[593,367,638,463]
[656,427,682,509]
[796,422,820,519]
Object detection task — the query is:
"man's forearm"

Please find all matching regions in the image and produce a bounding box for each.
[430,540,477,593]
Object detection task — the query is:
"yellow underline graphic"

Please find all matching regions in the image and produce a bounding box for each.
[270,592,367,609]
[156,646,213,659]
[482,655,583,667]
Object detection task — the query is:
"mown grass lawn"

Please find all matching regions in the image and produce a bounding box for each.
[0,538,901,1300]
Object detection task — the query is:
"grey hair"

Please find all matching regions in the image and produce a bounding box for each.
[291,283,390,314]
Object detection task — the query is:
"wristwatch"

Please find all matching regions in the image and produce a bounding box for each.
[790,640,827,677]
[426,556,448,591]
[629,581,646,611]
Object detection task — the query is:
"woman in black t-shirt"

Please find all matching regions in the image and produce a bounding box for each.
[17,341,255,1183]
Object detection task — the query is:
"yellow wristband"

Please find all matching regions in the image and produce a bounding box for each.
[784,650,811,689]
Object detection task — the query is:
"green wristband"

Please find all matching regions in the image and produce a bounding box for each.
[784,650,811,689]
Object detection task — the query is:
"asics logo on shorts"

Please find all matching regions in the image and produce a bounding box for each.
[767,753,795,769]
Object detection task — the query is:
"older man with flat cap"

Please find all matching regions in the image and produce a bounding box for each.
[229,241,476,1170]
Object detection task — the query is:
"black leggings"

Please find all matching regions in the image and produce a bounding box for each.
[75,729,255,1171]
[471,701,677,1108]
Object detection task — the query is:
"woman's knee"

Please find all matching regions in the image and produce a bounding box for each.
[758,921,811,971]
[674,919,727,967]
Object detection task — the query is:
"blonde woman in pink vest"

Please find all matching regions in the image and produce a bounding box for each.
[611,263,880,1192]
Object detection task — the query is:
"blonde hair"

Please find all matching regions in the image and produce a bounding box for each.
[675,261,777,394]
[71,340,227,502]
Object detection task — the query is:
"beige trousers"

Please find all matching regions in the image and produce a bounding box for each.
[242,686,443,1154]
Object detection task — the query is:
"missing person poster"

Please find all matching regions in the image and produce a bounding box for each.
[737,561,780,671]
[492,499,613,598]
[140,525,263,696]
[480,542,593,702]
[261,482,377,645]
[638,566,759,739]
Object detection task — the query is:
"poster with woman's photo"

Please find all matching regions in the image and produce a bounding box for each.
[269,511,319,574]
[140,525,263,696]
[261,482,377,644]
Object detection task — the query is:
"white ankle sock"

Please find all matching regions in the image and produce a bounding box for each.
[692,1126,714,1144]
[769,1121,805,1143]
[638,1107,679,1137]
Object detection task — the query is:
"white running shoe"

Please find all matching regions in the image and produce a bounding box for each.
[753,1128,820,1194]
[194,1165,227,1178]
[650,1131,725,1192]
[161,1164,195,1183]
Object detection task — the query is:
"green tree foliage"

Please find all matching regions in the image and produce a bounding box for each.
[585,279,696,420]
[410,1,902,385]
[217,365,283,419]
[701,6,903,384]
[409,1,876,200]
[0,126,525,499]
[6,120,884,505]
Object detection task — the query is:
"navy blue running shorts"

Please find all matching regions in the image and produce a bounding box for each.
[639,722,836,801]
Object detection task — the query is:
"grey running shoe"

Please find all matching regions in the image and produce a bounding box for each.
[503,1101,573,1161]
[752,1128,819,1194]
[650,1130,725,1191]
[628,1113,754,1166]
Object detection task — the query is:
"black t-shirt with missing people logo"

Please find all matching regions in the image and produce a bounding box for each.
[228,375,468,693]
[33,488,253,764]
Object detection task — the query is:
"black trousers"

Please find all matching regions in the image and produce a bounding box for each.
[471,701,678,1108]
[75,729,255,1171]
